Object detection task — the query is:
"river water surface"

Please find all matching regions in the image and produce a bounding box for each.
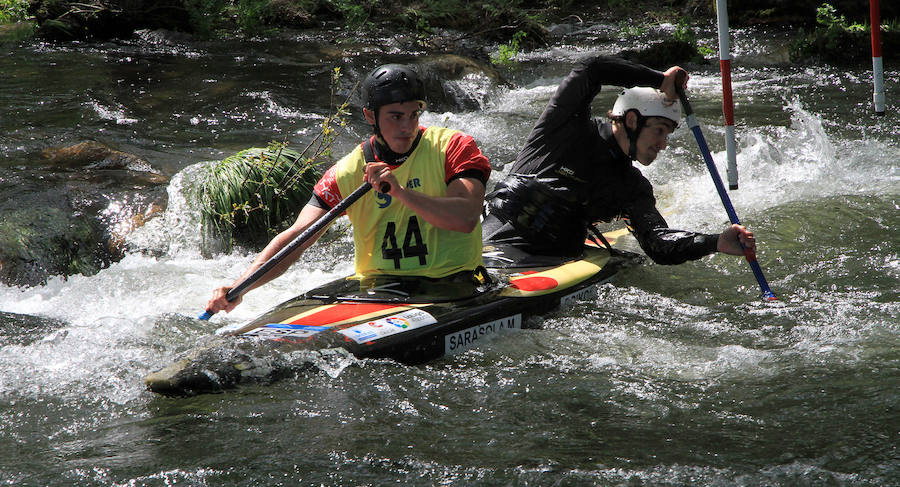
[1,24,898,486]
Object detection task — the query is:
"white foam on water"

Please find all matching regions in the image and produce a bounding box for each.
[0,159,352,402]
[644,93,900,231]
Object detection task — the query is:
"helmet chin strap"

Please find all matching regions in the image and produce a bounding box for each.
[371,108,383,139]
[625,114,647,161]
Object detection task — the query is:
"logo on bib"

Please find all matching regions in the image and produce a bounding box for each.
[376,192,392,208]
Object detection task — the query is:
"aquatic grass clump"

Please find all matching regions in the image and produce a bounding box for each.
[198,144,322,252]
[199,66,355,254]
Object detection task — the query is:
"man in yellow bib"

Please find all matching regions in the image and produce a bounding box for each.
[206,64,491,315]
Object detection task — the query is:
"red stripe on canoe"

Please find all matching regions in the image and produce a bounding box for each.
[289,303,403,326]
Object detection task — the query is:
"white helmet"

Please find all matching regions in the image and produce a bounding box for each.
[611,87,681,125]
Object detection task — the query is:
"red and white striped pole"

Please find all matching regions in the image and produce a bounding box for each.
[715,0,739,189]
[870,0,885,115]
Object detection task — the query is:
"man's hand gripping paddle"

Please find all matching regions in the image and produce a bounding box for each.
[675,85,777,301]
[198,181,375,320]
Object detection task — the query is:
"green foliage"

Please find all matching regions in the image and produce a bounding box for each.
[0,0,29,23]
[618,20,648,38]
[816,3,866,33]
[328,0,374,30]
[672,17,696,45]
[234,0,272,35]
[697,44,716,58]
[815,3,853,51]
[199,67,355,251]
[789,2,896,64]
[184,0,289,37]
[199,144,321,249]
[492,30,527,66]
[398,0,548,45]
[184,0,230,37]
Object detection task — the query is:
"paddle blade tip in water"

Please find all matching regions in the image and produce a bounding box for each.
[198,310,213,321]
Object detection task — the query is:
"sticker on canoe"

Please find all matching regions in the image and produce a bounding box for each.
[241,323,330,340]
[338,309,437,344]
[560,283,597,308]
[445,314,522,355]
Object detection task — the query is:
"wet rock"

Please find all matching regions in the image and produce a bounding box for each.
[619,39,705,71]
[0,142,169,286]
[41,140,166,180]
[618,39,707,70]
[0,203,115,287]
[133,28,196,47]
[416,53,510,112]
[29,0,191,40]
[0,311,68,347]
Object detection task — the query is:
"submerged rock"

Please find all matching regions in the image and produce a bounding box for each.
[0,141,169,286]
[618,39,707,70]
[0,311,68,347]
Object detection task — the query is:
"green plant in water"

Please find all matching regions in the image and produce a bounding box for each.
[672,17,696,45]
[199,67,356,252]
[619,20,648,38]
[492,30,527,66]
[697,44,716,58]
[200,145,317,248]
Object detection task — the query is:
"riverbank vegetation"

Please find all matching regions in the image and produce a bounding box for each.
[791,3,899,65]
[2,0,898,66]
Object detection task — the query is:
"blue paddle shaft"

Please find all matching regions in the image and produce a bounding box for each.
[686,121,741,225]
[678,90,776,300]
[198,181,374,320]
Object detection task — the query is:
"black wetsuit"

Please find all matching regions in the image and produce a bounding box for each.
[483,56,719,264]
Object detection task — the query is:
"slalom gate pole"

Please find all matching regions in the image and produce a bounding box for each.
[870,0,886,115]
[198,181,374,320]
[716,0,739,189]
[676,86,777,301]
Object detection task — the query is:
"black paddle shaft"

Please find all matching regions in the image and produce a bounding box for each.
[225,181,373,302]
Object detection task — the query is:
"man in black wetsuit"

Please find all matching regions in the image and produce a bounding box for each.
[483,55,755,264]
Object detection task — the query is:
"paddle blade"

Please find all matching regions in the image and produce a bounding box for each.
[198,310,213,321]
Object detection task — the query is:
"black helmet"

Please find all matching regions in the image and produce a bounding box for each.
[361,64,426,111]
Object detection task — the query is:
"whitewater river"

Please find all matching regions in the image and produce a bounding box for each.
[1,24,898,486]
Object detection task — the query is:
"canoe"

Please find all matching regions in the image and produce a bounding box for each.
[145,234,642,396]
